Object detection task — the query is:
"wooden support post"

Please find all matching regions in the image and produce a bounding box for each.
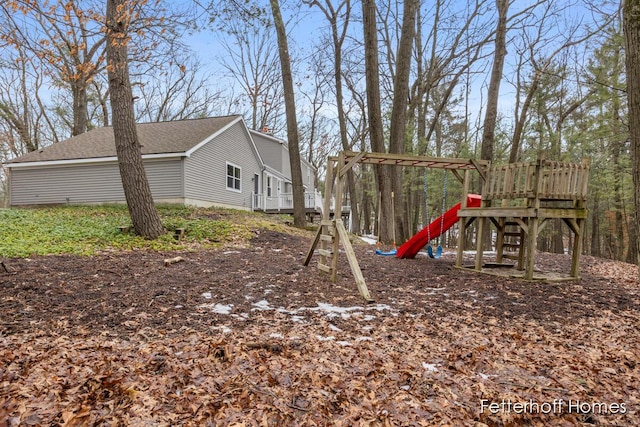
[570,218,585,279]
[330,152,346,282]
[524,217,538,280]
[304,226,323,266]
[321,160,336,271]
[456,169,471,268]
[475,217,485,271]
[335,219,373,302]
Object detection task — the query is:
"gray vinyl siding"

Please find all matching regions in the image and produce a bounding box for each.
[281,146,291,179]
[253,133,282,172]
[301,161,313,188]
[184,121,261,209]
[9,159,182,206]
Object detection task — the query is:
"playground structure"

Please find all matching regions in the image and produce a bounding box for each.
[304,151,590,301]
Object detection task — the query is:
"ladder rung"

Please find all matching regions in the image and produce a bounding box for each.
[503,253,520,260]
[317,262,332,273]
[504,232,521,237]
[503,243,521,248]
[320,234,333,242]
[318,249,333,257]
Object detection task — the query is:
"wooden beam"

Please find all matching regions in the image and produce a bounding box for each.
[339,151,365,178]
[303,226,323,266]
[342,150,487,170]
[331,152,346,282]
[334,219,373,303]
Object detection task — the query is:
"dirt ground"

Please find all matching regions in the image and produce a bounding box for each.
[1,228,639,426]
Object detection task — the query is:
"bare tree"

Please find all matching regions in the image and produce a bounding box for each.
[480,0,508,164]
[508,1,615,163]
[269,0,306,227]
[387,0,419,243]
[362,0,395,243]
[305,0,362,233]
[106,0,164,239]
[219,19,285,132]
[0,0,107,136]
[135,56,223,122]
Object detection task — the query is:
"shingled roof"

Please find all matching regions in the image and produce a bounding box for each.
[8,115,242,164]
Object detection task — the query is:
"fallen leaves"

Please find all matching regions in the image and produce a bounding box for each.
[1,306,639,426]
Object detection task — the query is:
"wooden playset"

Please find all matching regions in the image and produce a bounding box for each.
[304,151,590,301]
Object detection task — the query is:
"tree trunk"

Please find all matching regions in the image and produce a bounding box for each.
[388,0,419,244]
[624,0,640,275]
[106,0,164,240]
[481,0,508,163]
[72,80,89,136]
[320,0,360,233]
[362,0,393,244]
[480,0,508,250]
[269,0,306,227]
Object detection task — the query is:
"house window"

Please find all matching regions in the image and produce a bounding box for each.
[226,163,241,192]
[267,176,272,197]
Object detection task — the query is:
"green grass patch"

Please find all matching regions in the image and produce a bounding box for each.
[0,204,298,258]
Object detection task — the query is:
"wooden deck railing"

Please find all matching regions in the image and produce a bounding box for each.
[483,158,590,202]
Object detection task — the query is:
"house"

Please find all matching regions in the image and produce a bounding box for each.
[250,129,321,213]
[4,115,321,213]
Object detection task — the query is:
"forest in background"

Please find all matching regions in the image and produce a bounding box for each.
[0,0,635,264]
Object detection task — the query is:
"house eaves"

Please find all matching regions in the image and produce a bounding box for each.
[5,152,184,169]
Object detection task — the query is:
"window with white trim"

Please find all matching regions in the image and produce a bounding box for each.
[226,163,241,192]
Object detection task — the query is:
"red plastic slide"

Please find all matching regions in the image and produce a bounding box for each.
[396,194,482,259]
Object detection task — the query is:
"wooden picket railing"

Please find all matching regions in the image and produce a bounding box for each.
[483,158,590,202]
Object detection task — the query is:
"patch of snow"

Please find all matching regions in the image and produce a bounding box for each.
[252,300,272,310]
[223,250,241,255]
[422,362,438,372]
[174,305,183,309]
[329,323,342,332]
[316,335,336,341]
[201,292,212,299]
[269,333,284,339]
[360,235,378,245]
[356,337,373,342]
[337,341,352,346]
[200,303,233,314]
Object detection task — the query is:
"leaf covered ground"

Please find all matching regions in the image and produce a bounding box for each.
[1,228,639,426]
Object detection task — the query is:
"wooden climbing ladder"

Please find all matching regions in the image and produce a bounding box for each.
[304,152,373,302]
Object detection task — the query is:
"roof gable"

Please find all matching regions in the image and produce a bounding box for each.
[8,115,242,164]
